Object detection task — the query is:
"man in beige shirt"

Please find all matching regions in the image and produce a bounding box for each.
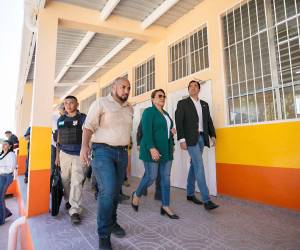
[80,77,133,250]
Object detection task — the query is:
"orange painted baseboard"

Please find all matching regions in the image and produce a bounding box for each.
[217,163,300,211]
[18,155,27,175]
[27,169,50,217]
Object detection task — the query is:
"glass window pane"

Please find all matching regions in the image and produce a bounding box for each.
[237,42,246,82]
[230,46,238,84]
[240,82,247,95]
[295,84,300,118]
[256,92,265,121]
[228,99,235,124]
[235,8,242,42]
[234,97,242,124]
[257,0,266,30]
[282,86,296,118]
[285,0,297,19]
[265,90,276,120]
[241,95,249,123]
[248,94,257,122]
[241,4,250,39]
[249,0,258,35]
[204,46,209,68]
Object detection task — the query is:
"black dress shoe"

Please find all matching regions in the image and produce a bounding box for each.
[131,192,138,212]
[187,195,203,205]
[5,211,12,218]
[204,201,219,210]
[160,207,179,219]
[111,223,126,238]
[65,202,71,210]
[118,193,130,202]
[99,237,112,250]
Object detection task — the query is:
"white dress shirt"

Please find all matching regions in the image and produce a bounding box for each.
[179,97,203,143]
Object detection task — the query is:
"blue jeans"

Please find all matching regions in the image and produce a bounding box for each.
[0,173,13,225]
[136,160,172,206]
[187,134,210,203]
[91,144,128,238]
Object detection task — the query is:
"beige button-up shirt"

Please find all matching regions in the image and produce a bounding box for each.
[83,94,133,146]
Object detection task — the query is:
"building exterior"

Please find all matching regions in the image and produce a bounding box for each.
[14,0,300,228]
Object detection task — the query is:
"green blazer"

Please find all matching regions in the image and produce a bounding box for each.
[139,105,174,162]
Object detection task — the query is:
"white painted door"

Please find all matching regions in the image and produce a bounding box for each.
[167,81,217,196]
[131,100,152,178]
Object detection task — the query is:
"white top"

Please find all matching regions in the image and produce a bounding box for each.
[163,114,171,139]
[0,151,17,175]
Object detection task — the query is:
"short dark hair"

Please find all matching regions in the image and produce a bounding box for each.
[151,89,166,99]
[5,131,12,134]
[188,80,201,89]
[64,95,78,102]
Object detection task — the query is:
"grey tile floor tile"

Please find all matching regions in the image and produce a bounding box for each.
[2,176,300,250]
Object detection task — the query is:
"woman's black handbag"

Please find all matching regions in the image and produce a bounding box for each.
[50,167,64,216]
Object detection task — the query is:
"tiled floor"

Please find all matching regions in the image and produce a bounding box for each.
[25,177,300,250]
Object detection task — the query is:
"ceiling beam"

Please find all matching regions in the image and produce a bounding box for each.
[78,37,132,83]
[61,37,132,99]
[141,0,180,29]
[55,31,95,83]
[100,0,120,21]
[47,1,166,42]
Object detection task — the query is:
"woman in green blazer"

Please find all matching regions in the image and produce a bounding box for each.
[132,89,179,219]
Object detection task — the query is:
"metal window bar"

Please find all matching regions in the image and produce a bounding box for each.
[273,0,287,119]
[233,6,243,124]
[255,0,268,121]
[247,0,259,123]
[240,2,251,123]
[226,9,236,124]
[285,0,297,118]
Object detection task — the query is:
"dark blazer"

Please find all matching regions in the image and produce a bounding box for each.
[175,97,216,147]
[139,106,174,162]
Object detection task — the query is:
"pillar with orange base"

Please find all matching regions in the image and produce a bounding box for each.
[26,10,58,217]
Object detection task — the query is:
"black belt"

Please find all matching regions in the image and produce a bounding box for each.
[93,143,128,151]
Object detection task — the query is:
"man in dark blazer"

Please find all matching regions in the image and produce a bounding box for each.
[175,80,218,210]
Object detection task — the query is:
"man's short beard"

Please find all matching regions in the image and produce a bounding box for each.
[115,92,128,102]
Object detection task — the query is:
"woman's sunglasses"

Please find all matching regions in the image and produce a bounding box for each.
[157,94,166,99]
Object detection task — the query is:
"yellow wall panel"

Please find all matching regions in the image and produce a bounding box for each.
[216,121,300,169]
[18,137,28,156]
[29,126,52,171]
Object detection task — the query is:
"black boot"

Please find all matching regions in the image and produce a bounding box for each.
[99,236,112,250]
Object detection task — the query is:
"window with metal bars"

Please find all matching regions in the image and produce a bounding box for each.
[101,73,128,97]
[134,57,155,96]
[223,0,300,125]
[80,93,96,114]
[168,26,209,82]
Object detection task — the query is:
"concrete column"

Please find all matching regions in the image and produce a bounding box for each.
[27,10,58,217]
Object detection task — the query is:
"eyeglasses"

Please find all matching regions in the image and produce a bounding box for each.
[157,94,166,99]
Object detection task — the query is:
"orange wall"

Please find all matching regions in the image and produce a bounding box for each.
[216,121,300,211]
